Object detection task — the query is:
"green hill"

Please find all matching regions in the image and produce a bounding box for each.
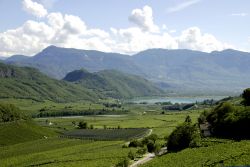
[0,121,56,146]
[63,69,163,98]
[0,63,99,102]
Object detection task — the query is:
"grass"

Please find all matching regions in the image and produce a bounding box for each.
[35,111,200,138]
[142,139,250,167]
[62,128,150,140]
[0,138,136,167]
[0,121,56,146]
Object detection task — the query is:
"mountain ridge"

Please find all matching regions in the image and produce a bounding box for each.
[5,46,250,95]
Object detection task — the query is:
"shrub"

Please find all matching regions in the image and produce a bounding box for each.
[78,121,88,129]
[0,103,27,122]
[115,158,129,167]
[129,140,142,147]
[128,150,136,160]
[136,147,147,155]
[242,88,250,106]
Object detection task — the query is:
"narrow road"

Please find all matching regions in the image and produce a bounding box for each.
[129,153,155,167]
[129,147,167,167]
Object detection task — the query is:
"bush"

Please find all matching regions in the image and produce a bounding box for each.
[115,158,129,167]
[129,139,142,147]
[128,150,136,160]
[136,147,147,156]
[0,103,27,122]
[242,88,250,106]
[78,121,88,129]
[167,116,201,152]
[147,141,156,153]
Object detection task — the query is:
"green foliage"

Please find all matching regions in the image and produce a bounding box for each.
[129,139,142,147]
[206,102,250,138]
[128,150,136,160]
[142,140,250,167]
[0,63,99,102]
[167,116,201,152]
[0,103,27,122]
[115,158,129,167]
[242,88,250,106]
[63,69,162,99]
[78,121,88,129]
[136,147,147,155]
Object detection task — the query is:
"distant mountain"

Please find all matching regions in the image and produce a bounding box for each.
[9,45,143,79]
[0,63,99,102]
[63,69,162,98]
[133,49,250,95]
[5,55,29,63]
[0,56,7,60]
[5,46,250,95]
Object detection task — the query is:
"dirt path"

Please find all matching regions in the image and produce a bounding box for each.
[129,147,167,167]
[129,153,155,167]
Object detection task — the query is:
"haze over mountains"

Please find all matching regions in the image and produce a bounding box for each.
[5,45,250,95]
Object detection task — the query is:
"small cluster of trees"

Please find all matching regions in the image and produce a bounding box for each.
[103,103,122,108]
[162,103,195,111]
[128,134,161,154]
[37,108,129,118]
[0,103,28,122]
[167,116,201,152]
[198,88,250,139]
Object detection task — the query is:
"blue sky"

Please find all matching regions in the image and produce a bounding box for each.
[0,0,249,56]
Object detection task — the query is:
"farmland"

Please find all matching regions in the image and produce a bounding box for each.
[142,139,250,167]
[0,138,136,167]
[62,128,150,140]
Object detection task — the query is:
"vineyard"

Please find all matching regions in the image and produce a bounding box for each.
[62,128,150,140]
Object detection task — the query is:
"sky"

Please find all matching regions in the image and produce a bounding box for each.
[0,0,249,57]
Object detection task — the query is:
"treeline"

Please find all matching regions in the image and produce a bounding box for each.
[36,108,129,117]
[199,88,250,139]
[0,103,28,122]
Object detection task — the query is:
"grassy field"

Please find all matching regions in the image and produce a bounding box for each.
[0,138,137,167]
[0,121,56,146]
[35,111,200,138]
[142,139,250,167]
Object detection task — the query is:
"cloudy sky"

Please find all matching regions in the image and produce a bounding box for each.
[0,0,249,57]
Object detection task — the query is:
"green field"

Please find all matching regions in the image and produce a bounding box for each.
[35,112,200,138]
[142,139,250,167]
[0,138,136,167]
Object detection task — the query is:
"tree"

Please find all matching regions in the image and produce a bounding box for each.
[78,121,88,129]
[167,117,201,152]
[147,141,156,153]
[242,88,250,106]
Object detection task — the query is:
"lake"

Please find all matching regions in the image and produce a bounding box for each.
[129,96,227,104]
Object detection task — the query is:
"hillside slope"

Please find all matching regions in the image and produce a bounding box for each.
[0,63,99,102]
[0,121,56,146]
[63,69,162,98]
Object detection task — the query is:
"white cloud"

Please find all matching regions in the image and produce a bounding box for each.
[167,0,201,13]
[0,4,234,56]
[231,13,248,17]
[22,0,48,18]
[129,5,159,33]
[177,27,233,52]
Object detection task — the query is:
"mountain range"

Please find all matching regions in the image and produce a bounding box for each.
[5,45,250,95]
[0,62,160,101]
[63,69,162,99]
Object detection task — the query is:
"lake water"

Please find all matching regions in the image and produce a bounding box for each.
[130,96,227,104]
